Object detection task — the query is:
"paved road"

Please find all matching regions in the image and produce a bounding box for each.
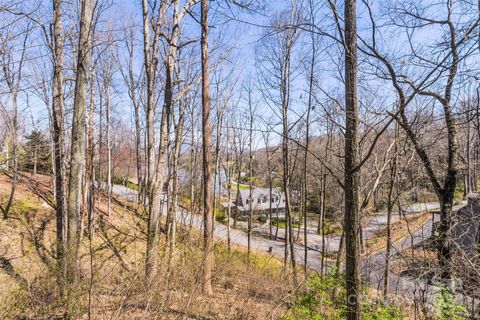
[110,184,466,301]
[253,201,463,254]
[110,184,324,267]
[363,202,466,300]
[110,184,138,202]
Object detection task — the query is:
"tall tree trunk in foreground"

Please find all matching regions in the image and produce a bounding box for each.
[277,7,298,282]
[86,60,96,320]
[281,72,296,281]
[344,0,361,318]
[82,52,95,226]
[66,0,94,285]
[142,0,157,280]
[165,0,184,255]
[303,5,316,275]
[52,2,66,279]
[167,57,185,266]
[87,60,96,233]
[142,0,166,282]
[201,0,214,296]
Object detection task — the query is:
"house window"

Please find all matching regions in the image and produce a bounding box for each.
[262,196,267,203]
[246,199,249,205]
[258,198,261,204]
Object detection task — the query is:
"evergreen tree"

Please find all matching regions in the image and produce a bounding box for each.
[22,130,51,174]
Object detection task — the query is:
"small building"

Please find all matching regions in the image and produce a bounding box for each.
[449,193,480,253]
[433,193,480,254]
[223,187,286,218]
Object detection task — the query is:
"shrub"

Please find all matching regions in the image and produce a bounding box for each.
[283,272,405,320]
[272,218,301,229]
[433,286,466,320]
[216,210,226,222]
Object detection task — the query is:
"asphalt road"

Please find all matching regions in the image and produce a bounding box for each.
[110,184,466,301]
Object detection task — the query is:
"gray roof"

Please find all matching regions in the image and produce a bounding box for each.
[236,187,285,211]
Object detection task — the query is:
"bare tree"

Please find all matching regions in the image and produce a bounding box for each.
[201,0,214,296]
[362,0,480,281]
[343,0,361,318]
[245,84,256,268]
[66,0,94,286]
[0,21,29,219]
[141,0,168,282]
[99,45,114,216]
[256,3,300,280]
[118,24,144,204]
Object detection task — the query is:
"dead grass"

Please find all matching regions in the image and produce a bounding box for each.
[0,173,293,319]
[390,246,438,278]
[364,212,431,256]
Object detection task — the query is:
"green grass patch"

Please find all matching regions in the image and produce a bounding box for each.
[215,208,226,223]
[126,181,138,190]
[452,184,465,205]
[111,177,139,190]
[272,218,301,229]
[311,219,342,236]
[434,286,467,320]
[283,272,406,320]
[231,182,249,191]
[322,223,342,236]
[13,197,40,215]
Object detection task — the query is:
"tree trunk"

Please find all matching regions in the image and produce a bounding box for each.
[124,30,144,203]
[87,61,96,320]
[303,18,315,276]
[201,0,214,296]
[168,111,183,266]
[268,167,273,239]
[344,0,361,318]
[383,133,397,300]
[190,107,196,228]
[105,76,112,216]
[52,0,66,289]
[320,175,327,275]
[66,0,94,285]
[142,0,168,282]
[1,96,18,219]
[234,157,242,228]
[226,119,232,254]
[247,100,253,269]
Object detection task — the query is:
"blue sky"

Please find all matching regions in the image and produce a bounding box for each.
[8,0,480,150]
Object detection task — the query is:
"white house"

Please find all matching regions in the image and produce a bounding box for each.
[224,187,286,217]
